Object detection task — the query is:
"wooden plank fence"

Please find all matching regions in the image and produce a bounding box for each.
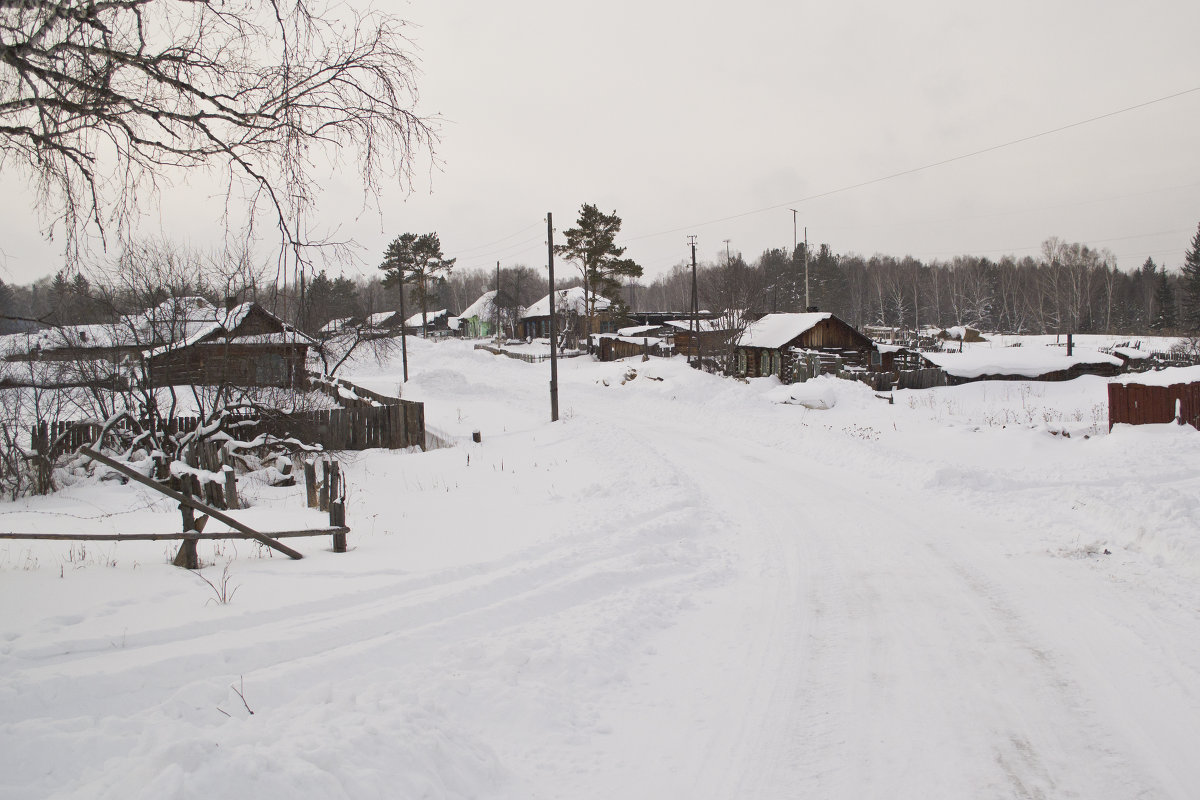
[33,384,425,457]
[1108,381,1200,431]
[896,368,949,390]
[472,343,587,363]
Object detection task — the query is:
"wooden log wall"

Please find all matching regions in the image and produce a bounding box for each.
[1108,381,1200,430]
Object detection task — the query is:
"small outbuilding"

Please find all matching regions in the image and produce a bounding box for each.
[734,312,875,378]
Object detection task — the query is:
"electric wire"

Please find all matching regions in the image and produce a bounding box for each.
[623,86,1200,243]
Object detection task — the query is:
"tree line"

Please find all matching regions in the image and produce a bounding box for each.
[635,224,1200,336]
[5,222,1200,340]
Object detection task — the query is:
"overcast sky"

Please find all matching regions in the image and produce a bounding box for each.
[2,0,1198,287]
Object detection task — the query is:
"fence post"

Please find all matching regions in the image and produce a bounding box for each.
[223,465,239,510]
[304,459,317,508]
[173,477,202,569]
[318,458,329,512]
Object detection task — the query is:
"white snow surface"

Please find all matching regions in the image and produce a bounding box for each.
[3,339,1200,799]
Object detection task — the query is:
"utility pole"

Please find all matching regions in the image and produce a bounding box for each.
[495,260,501,342]
[724,239,731,266]
[789,209,798,302]
[688,235,699,367]
[547,213,559,422]
[398,271,408,382]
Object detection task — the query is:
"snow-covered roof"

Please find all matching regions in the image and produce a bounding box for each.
[365,311,401,328]
[3,299,314,360]
[459,290,498,320]
[617,324,662,337]
[405,308,449,328]
[521,287,609,319]
[921,347,1122,378]
[737,312,833,349]
[663,318,731,333]
[319,317,355,333]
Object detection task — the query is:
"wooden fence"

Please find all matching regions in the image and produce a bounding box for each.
[32,382,425,457]
[594,337,672,362]
[895,368,949,391]
[472,344,587,364]
[1108,381,1200,430]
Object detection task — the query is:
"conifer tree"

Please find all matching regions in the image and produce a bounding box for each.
[1180,222,1200,332]
[1151,272,1177,332]
[555,204,642,329]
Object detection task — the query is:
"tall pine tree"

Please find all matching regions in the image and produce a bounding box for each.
[555,204,642,329]
[1180,222,1200,332]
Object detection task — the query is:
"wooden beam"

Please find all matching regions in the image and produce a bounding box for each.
[79,447,304,560]
[0,528,349,542]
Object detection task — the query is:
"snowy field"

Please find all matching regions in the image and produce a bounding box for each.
[3,338,1200,799]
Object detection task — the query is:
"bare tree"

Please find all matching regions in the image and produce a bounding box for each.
[0,0,436,268]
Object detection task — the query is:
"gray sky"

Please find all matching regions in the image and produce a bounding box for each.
[2,0,1198,286]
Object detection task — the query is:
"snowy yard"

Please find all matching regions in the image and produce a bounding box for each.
[2,339,1200,798]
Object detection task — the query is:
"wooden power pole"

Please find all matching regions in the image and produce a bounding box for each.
[547,213,559,422]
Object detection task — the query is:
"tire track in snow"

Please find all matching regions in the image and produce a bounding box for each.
[598,410,1175,799]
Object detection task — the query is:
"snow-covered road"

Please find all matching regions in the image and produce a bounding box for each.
[3,341,1199,798]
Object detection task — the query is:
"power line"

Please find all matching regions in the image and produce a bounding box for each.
[453,222,542,255]
[624,85,1200,243]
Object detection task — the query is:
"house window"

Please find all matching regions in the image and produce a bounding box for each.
[257,354,288,385]
[736,349,746,375]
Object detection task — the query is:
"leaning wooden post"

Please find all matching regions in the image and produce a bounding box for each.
[80,448,303,561]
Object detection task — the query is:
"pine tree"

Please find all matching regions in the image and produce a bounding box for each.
[1180,222,1200,332]
[379,232,455,336]
[1150,272,1177,332]
[555,204,642,328]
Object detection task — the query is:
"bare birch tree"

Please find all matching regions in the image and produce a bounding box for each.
[0,0,436,268]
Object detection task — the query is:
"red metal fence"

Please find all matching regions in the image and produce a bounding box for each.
[1108,381,1200,430]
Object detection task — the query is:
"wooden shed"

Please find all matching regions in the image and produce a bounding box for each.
[735,312,875,378]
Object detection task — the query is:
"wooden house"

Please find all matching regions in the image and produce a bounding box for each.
[520,287,612,339]
[404,308,452,336]
[591,324,676,362]
[735,312,875,378]
[454,290,515,339]
[2,297,314,389]
[668,317,740,361]
[145,302,314,388]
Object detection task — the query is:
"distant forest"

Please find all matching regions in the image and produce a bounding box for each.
[2,232,1198,337]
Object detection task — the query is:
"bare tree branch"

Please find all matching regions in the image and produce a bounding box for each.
[0,0,437,267]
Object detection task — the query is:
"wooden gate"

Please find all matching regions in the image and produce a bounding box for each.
[1108,381,1200,430]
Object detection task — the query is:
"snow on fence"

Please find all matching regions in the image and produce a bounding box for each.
[0,449,352,570]
[1107,381,1200,431]
[472,343,588,363]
